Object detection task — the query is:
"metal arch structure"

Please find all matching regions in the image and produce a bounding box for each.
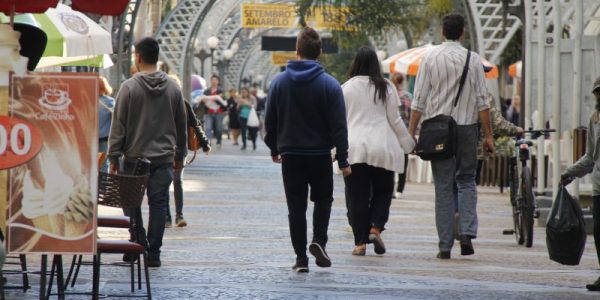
[154,0,218,97]
[209,0,290,88]
[193,0,242,76]
[225,32,266,89]
[465,0,522,64]
[114,0,142,87]
[241,50,273,87]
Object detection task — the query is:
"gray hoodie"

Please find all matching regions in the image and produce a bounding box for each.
[108,71,187,164]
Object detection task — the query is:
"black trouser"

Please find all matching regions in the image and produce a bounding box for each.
[593,196,600,266]
[396,154,409,193]
[282,155,333,259]
[248,127,258,147]
[240,117,248,147]
[344,163,394,245]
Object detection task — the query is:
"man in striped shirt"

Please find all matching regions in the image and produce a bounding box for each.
[408,13,494,259]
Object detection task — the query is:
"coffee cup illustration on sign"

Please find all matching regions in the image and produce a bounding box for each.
[39,85,71,111]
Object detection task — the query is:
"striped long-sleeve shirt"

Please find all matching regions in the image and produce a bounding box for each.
[411,41,489,125]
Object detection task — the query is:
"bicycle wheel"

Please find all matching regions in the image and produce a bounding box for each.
[509,159,524,245]
[520,167,535,248]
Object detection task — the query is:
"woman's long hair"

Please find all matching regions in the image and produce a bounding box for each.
[347,46,388,104]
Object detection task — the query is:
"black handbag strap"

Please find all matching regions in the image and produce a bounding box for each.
[453,49,471,107]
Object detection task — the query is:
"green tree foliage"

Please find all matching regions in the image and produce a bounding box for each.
[318,31,372,83]
[296,0,429,44]
[499,28,522,67]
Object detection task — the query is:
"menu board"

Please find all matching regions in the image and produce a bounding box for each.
[4,73,97,254]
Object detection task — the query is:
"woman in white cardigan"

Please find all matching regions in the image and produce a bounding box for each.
[342,47,415,256]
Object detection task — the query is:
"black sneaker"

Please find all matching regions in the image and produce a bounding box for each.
[292,257,309,273]
[586,277,600,291]
[437,251,451,259]
[459,235,475,256]
[309,243,331,268]
[147,258,161,268]
[175,215,187,227]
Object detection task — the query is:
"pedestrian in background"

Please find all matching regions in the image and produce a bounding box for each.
[476,91,523,182]
[165,75,211,228]
[98,76,115,173]
[238,87,257,150]
[506,94,520,126]
[265,27,351,273]
[201,75,226,147]
[391,72,412,199]
[342,47,415,256]
[561,77,600,292]
[252,87,267,139]
[108,37,187,267]
[408,13,494,259]
[227,88,241,146]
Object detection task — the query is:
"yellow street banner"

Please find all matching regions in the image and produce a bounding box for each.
[242,3,352,30]
[308,6,353,31]
[271,52,297,66]
[242,3,296,29]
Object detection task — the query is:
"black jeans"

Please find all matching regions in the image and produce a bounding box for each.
[282,155,333,259]
[248,127,258,148]
[396,154,409,193]
[593,196,600,266]
[344,164,394,245]
[240,117,248,147]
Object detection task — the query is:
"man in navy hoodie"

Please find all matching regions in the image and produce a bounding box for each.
[265,27,351,273]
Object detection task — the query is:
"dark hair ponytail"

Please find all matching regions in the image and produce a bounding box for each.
[347,46,388,104]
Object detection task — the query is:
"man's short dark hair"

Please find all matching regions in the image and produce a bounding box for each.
[211,74,220,81]
[442,13,465,41]
[296,27,321,60]
[134,37,160,65]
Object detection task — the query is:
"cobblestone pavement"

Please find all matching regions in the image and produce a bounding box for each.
[5,140,600,299]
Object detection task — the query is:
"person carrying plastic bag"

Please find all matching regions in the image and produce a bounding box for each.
[560,77,600,291]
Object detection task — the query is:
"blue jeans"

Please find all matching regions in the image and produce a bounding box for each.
[123,162,173,260]
[431,124,479,252]
[166,167,184,219]
[204,113,224,145]
[98,138,109,173]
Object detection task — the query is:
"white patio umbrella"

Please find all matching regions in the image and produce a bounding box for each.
[32,4,112,67]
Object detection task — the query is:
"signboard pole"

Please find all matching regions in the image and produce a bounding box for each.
[0,87,7,231]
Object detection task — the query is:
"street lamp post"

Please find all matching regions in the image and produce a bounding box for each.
[207,36,219,76]
[215,49,234,89]
[195,48,211,78]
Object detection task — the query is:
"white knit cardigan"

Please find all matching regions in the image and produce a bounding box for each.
[342,76,416,173]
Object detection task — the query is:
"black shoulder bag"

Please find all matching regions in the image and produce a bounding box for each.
[415,49,471,161]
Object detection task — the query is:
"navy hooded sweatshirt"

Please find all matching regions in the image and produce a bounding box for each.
[264,60,349,168]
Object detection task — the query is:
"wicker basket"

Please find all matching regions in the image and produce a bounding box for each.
[98,172,148,209]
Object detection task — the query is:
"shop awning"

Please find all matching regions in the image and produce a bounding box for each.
[0,0,129,16]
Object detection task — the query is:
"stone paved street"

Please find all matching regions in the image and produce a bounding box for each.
[4,141,600,299]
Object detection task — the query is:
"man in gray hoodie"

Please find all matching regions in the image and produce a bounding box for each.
[108,37,187,267]
[561,77,600,292]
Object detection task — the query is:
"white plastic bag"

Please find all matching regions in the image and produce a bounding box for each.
[247,108,259,127]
